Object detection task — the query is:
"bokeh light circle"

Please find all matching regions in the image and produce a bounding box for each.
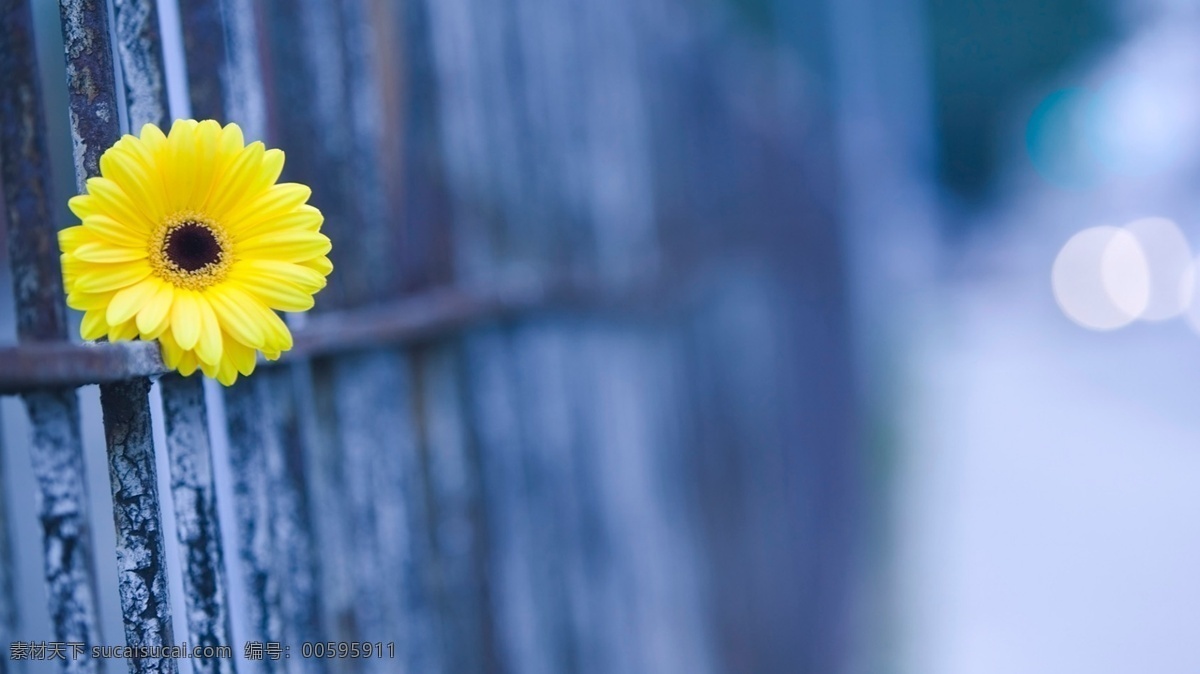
[1122,217,1192,320]
[1052,226,1150,330]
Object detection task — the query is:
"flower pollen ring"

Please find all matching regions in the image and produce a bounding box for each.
[149,212,232,290]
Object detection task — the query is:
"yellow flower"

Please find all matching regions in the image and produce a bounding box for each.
[59,119,333,385]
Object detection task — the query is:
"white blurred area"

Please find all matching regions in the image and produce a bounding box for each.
[890,1,1200,673]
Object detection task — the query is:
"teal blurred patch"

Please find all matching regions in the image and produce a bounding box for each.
[1026,88,1101,190]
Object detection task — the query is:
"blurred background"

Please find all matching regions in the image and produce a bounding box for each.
[2,0,1200,672]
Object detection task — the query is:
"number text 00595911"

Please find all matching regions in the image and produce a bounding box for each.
[299,642,396,659]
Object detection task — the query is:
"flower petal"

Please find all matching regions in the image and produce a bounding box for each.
[198,356,218,379]
[216,355,239,386]
[137,282,174,338]
[68,194,97,220]
[231,258,326,292]
[159,330,183,369]
[178,349,200,376]
[80,309,108,340]
[100,144,168,222]
[189,120,222,208]
[300,255,334,276]
[106,278,160,326]
[204,285,265,348]
[166,119,200,211]
[85,177,154,231]
[230,204,323,242]
[216,285,290,351]
[83,215,147,248]
[58,225,92,252]
[235,230,332,262]
[73,242,147,264]
[205,141,265,219]
[67,290,115,311]
[73,261,152,293]
[193,296,224,366]
[223,335,258,376]
[224,183,311,235]
[110,319,139,342]
[171,290,202,350]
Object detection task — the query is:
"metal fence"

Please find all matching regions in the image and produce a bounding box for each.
[0,0,860,673]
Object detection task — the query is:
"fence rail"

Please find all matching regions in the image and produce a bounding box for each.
[0,0,860,673]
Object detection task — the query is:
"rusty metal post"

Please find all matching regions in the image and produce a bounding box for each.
[57,1,178,672]
[160,374,235,674]
[1,2,107,673]
[222,380,283,672]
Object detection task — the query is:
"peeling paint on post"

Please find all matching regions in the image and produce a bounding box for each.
[111,0,169,130]
[160,375,235,674]
[0,430,13,674]
[100,378,177,674]
[23,392,107,674]
[415,344,499,673]
[3,2,107,672]
[58,1,181,671]
[1,0,68,342]
[178,0,266,138]
[57,0,122,192]
[261,368,325,674]
[223,381,283,673]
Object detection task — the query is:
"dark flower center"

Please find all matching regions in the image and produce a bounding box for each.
[164,222,222,272]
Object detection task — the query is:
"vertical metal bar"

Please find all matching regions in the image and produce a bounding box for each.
[414,344,498,673]
[222,381,282,671]
[160,374,234,674]
[259,1,443,671]
[462,326,573,674]
[110,0,169,130]
[1,0,69,343]
[99,378,175,674]
[58,0,122,192]
[178,0,266,136]
[181,1,324,668]
[169,0,276,668]
[260,368,323,673]
[2,2,107,673]
[58,1,178,672]
[21,391,106,674]
[296,361,354,648]
[325,352,436,674]
[0,427,13,674]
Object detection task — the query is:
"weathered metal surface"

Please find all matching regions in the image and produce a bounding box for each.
[414,344,498,673]
[21,391,107,674]
[462,327,573,674]
[175,0,226,121]
[262,0,353,306]
[111,0,170,130]
[222,380,283,672]
[57,0,122,192]
[330,351,439,674]
[3,4,108,673]
[0,0,68,342]
[57,3,201,669]
[260,368,323,674]
[99,379,177,674]
[285,284,555,359]
[296,361,354,648]
[571,324,714,674]
[178,0,266,137]
[334,0,397,305]
[0,342,165,394]
[0,425,13,674]
[160,374,235,674]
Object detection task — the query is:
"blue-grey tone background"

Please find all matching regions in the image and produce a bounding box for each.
[3,0,1199,672]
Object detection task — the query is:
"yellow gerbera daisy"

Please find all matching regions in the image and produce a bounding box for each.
[58,119,333,385]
